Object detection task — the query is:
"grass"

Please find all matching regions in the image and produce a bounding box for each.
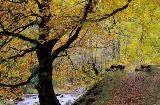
[73,67,160,105]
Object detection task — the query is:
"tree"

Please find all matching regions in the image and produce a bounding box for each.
[0,0,132,105]
[116,0,160,65]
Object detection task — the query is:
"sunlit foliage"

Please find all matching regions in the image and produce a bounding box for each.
[0,0,159,104]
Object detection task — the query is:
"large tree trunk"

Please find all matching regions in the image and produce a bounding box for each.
[36,44,60,105]
[37,66,60,105]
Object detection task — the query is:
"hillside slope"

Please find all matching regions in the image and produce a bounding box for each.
[73,68,160,105]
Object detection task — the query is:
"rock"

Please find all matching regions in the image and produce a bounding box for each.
[17,87,86,105]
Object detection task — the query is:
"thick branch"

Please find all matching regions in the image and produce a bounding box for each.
[0,67,40,88]
[70,29,88,48]
[34,0,41,10]
[52,0,92,58]
[1,47,37,63]
[88,0,132,22]
[0,37,13,49]
[52,24,83,58]
[0,22,5,31]
[12,22,36,33]
[0,31,41,45]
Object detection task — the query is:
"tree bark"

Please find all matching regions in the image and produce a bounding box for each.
[36,44,60,105]
[37,67,60,105]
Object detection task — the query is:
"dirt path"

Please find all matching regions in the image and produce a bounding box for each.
[73,69,160,105]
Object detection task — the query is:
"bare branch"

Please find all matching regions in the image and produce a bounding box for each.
[0,31,41,45]
[57,54,67,58]
[0,66,40,88]
[33,0,41,10]
[65,50,75,70]
[70,29,88,48]
[0,37,13,49]
[12,22,36,33]
[52,0,92,58]
[0,47,37,63]
[88,0,132,22]
[0,22,5,31]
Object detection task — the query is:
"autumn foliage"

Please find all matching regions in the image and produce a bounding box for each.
[0,0,160,104]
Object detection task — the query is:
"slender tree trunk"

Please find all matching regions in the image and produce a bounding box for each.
[117,34,121,62]
[36,44,60,105]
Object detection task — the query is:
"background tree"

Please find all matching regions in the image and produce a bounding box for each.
[0,0,133,105]
[116,0,160,65]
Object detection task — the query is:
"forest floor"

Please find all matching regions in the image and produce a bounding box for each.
[73,67,160,105]
[1,66,160,105]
